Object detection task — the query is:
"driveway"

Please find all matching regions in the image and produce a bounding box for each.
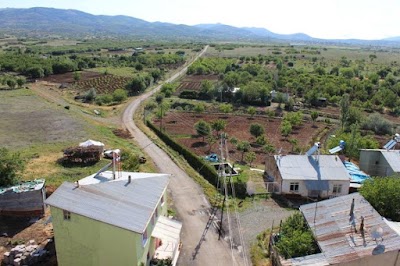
[122,46,244,265]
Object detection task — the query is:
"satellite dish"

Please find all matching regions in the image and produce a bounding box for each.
[371,226,384,240]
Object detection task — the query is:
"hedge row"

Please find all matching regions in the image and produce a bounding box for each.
[147,120,219,185]
[147,120,248,198]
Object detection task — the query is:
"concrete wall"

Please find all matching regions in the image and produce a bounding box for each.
[51,188,169,266]
[0,187,45,215]
[281,180,349,198]
[359,150,393,177]
[337,249,400,266]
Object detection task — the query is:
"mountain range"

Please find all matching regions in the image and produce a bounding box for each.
[0,7,399,46]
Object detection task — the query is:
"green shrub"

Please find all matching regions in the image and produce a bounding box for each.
[113,89,128,103]
[361,113,393,135]
[179,90,198,99]
[96,94,113,105]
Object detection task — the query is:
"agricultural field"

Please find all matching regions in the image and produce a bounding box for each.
[152,111,327,167]
[0,88,88,148]
[73,74,131,94]
[175,74,219,94]
[39,71,103,84]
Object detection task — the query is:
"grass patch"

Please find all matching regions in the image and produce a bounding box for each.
[250,229,272,266]
[92,67,138,77]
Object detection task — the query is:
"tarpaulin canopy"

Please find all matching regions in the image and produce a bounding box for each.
[79,139,105,147]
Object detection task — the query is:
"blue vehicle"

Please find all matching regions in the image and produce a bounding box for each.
[204,153,219,162]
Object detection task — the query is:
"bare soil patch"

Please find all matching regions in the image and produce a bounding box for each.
[0,209,54,264]
[39,71,103,84]
[154,112,325,166]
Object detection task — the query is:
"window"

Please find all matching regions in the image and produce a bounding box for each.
[161,195,165,206]
[289,182,299,192]
[333,184,342,194]
[63,210,71,220]
[142,230,148,246]
[151,212,156,225]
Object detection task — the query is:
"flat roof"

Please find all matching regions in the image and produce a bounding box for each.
[299,193,400,265]
[45,171,170,234]
[274,155,351,181]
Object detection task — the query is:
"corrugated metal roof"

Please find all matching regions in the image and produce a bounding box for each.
[380,150,400,172]
[299,193,400,265]
[274,155,351,181]
[281,253,329,266]
[79,170,169,185]
[45,173,170,234]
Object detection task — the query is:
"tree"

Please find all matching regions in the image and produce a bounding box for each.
[112,89,128,103]
[247,106,256,118]
[85,88,97,102]
[280,120,292,139]
[311,111,319,126]
[262,144,275,158]
[360,176,400,221]
[288,138,298,152]
[6,79,16,89]
[245,152,256,167]
[194,103,205,114]
[211,119,226,137]
[275,212,318,259]
[340,93,350,130]
[250,123,265,138]
[0,148,25,187]
[194,120,211,142]
[126,75,147,95]
[120,150,140,171]
[219,103,233,113]
[73,71,81,81]
[237,141,250,162]
[16,77,26,88]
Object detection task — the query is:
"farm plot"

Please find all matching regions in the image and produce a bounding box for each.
[153,111,324,166]
[175,74,219,94]
[73,74,131,94]
[39,71,103,84]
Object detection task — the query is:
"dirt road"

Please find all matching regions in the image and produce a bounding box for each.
[122,46,244,265]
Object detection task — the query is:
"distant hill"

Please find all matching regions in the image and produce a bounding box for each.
[0,7,399,46]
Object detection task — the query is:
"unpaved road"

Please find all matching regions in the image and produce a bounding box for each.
[122,46,244,266]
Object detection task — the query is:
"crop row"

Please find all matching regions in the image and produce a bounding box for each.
[73,75,131,94]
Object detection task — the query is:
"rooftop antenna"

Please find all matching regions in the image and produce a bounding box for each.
[329,140,346,154]
[383,133,400,150]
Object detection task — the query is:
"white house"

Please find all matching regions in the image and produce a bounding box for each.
[266,154,351,198]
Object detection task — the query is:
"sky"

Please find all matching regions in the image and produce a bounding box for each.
[1,0,399,40]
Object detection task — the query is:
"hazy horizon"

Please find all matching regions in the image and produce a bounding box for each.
[1,0,399,40]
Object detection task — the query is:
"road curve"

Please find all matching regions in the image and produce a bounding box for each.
[122,46,243,265]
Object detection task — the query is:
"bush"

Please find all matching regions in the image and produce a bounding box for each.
[96,94,113,105]
[179,90,198,99]
[0,148,25,187]
[120,150,140,171]
[361,113,393,135]
[113,89,128,103]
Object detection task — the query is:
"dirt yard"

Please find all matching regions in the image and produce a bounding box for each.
[155,112,327,166]
[0,209,56,265]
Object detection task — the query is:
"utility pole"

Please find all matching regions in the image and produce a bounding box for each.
[218,133,226,240]
[160,104,163,132]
